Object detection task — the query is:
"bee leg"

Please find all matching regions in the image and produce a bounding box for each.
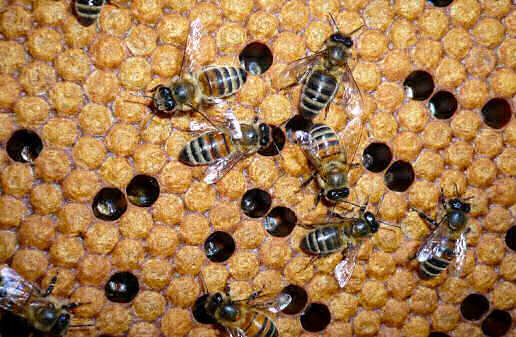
[410,207,438,229]
[300,172,317,188]
[314,190,324,207]
[224,284,231,296]
[42,274,58,297]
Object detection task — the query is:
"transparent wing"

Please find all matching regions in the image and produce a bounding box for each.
[246,292,292,314]
[226,327,247,337]
[416,225,446,263]
[334,243,359,288]
[294,130,322,169]
[276,51,324,90]
[452,230,468,277]
[180,18,204,76]
[0,267,35,313]
[204,151,245,184]
[339,62,364,119]
[223,109,243,139]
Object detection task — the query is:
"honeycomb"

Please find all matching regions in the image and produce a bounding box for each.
[0,0,514,337]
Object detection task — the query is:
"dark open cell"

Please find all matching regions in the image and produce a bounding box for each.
[428,333,450,337]
[506,226,515,251]
[258,125,286,156]
[481,310,512,337]
[204,231,236,262]
[0,311,34,337]
[264,206,297,237]
[126,174,160,207]
[384,160,415,192]
[362,142,392,173]
[192,294,217,324]
[6,129,43,163]
[280,284,308,315]
[429,91,458,119]
[461,293,490,321]
[481,98,512,129]
[300,303,331,332]
[241,188,272,218]
[428,0,453,6]
[403,70,435,101]
[285,115,313,142]
[239,42,273,75]
[92,187,127,221]
[104,272,139,303]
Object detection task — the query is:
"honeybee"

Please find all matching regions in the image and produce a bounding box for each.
[277,14,363,121]
[133,19,247,127]
[193,273,290,337]
[412,192,472,279]
[298,202,399,288]
[295,123,359,205]
[179,110,285,184]
[73,0,106,26]
[0,266,89,336]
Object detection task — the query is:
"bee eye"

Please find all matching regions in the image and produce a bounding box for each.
[326,188,349,201]
[343,37,353,48]
[462,203,471,213]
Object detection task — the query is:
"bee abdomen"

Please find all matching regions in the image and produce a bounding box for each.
[179,131,233,165]
[300,70,338,119]
[74,0,104,25]
[301,226,342,255]
[419,255,451,279]
[242,311,278,337]
[309,123,341,160]
[198,66,247,98]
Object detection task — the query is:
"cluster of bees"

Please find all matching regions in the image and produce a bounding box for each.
[1,7,475,337]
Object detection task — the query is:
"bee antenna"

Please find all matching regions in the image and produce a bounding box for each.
[199,271,209,295]
[338,199,362,209]
[328,13,339,32]
[378,220,401,231]
[348,24,364,36]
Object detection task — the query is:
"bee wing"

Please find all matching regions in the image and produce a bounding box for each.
[452,230,468,277]
[416,225,446,263]
[334,242,359,288]
[294,130,322,169]
[0,267,36,313]
[276,51,324,89]
[339,62,364,119]
[204,151,245,184]
[223,109,243,140]
[226,327,247,337]
[180,18,205,76]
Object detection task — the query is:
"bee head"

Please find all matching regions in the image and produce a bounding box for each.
[325,33,352,66]
[326,188,350,202]
[448,198,471,213]
[363,211,379,233]
[329,33,353,48]
[154,86,176,112]
[324,171,349,202]
[50,312,71,336]
[205,292,225,317]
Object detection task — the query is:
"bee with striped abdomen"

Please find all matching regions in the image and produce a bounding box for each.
[299,201,399,288]
[0,266,91,336]
[179,111,285,184]
[412,191,471,279]
[295,123,359,205]
[193,273,290,337]
[73,0,108,26]
[277,14,363,121]
[133,19,247,127]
